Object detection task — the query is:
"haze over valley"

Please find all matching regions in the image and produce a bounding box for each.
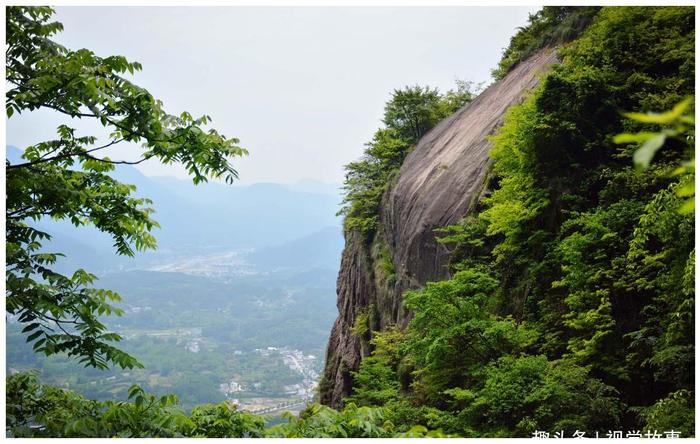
[7,5,694,438]
[6,145,344,414]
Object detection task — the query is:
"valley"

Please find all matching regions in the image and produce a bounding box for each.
[7,262,336,413]
[4,161,345,415]
[6,5,694,438]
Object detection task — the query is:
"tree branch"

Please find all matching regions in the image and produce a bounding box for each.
[7,138,125,170]
[83,152,154,166]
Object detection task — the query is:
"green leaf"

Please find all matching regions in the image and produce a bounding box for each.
[26,330,44,342]
[128,385,142,400]
[676,181,694,198]
[613,132,656,144]
[633,133,666,170]
[678,198,694,215]
[624,97,693,125]
[21,322,41,333]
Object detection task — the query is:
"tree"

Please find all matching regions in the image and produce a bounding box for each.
[6,7,247,369]
[6,372,265,438]
[382,86,442,142]
[336,6,695,437]
[491,6,599,80]
[346,327,404,407]
[339,81,481,237]
[382,83,478,143]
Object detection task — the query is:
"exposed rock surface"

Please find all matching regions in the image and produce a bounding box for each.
[320,48,559,408]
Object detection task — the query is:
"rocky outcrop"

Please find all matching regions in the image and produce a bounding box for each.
[320,48,559,408]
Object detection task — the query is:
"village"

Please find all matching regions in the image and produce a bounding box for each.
[218,347,320,414]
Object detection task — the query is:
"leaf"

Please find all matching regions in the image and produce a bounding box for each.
[676,181,694,198]
[21,322,41,333]
[613,132,656,144]
[633,133,666,170]
[32,338,47,350]
[128,385,142,400]
[26,330,44,342]
[678,198,694,215]
[624,97,693,125]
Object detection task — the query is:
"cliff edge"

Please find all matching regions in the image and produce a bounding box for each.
[320,48,559,408]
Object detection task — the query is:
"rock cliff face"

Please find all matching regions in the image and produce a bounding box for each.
[320,48,559,408]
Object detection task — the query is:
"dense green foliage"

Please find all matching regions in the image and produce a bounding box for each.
[6,5,695,439]
[339,81,480,238]
[7,372,265,438]
[6,6,245,370]
[7,269,334,411]
[265,402,446,438]
[346,6,695,438]
[491,6,599,80]
[7,372,449,438]
[614,97,695,213]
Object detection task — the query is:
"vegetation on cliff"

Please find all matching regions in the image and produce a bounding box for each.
[491,6,599,80]
[8,371,451,438]
[6,5,695,438]
[346,6,695,437]
[339,81,480,238]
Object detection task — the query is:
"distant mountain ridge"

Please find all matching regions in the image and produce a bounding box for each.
[248,225,343,271]
[6,145,344,274]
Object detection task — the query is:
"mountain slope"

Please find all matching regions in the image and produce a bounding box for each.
[320,47,559,407]
[321,6,694,437]
[248,226,344,271]
[6,145,342,273]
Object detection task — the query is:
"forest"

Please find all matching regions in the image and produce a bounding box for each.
[5,5,696,438]
[7,268,335,411]
[336,5,695,438]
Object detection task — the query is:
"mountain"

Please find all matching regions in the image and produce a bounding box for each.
[320,48,559,407]
[283,179,342,196]
[248,226,344,271]
[319,6,694,438]
[6,145,343,273]
[6,146,343,412]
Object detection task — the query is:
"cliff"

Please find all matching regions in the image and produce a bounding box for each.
[320,48,559,408]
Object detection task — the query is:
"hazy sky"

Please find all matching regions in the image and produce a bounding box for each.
[7,6,539,185]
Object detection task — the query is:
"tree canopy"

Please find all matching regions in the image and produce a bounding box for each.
[5,5,695,439]
[345,6,695,437]
[6,6,247,370]
[339,81,480,238]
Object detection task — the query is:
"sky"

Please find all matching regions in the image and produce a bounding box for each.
[6,6,539,185]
